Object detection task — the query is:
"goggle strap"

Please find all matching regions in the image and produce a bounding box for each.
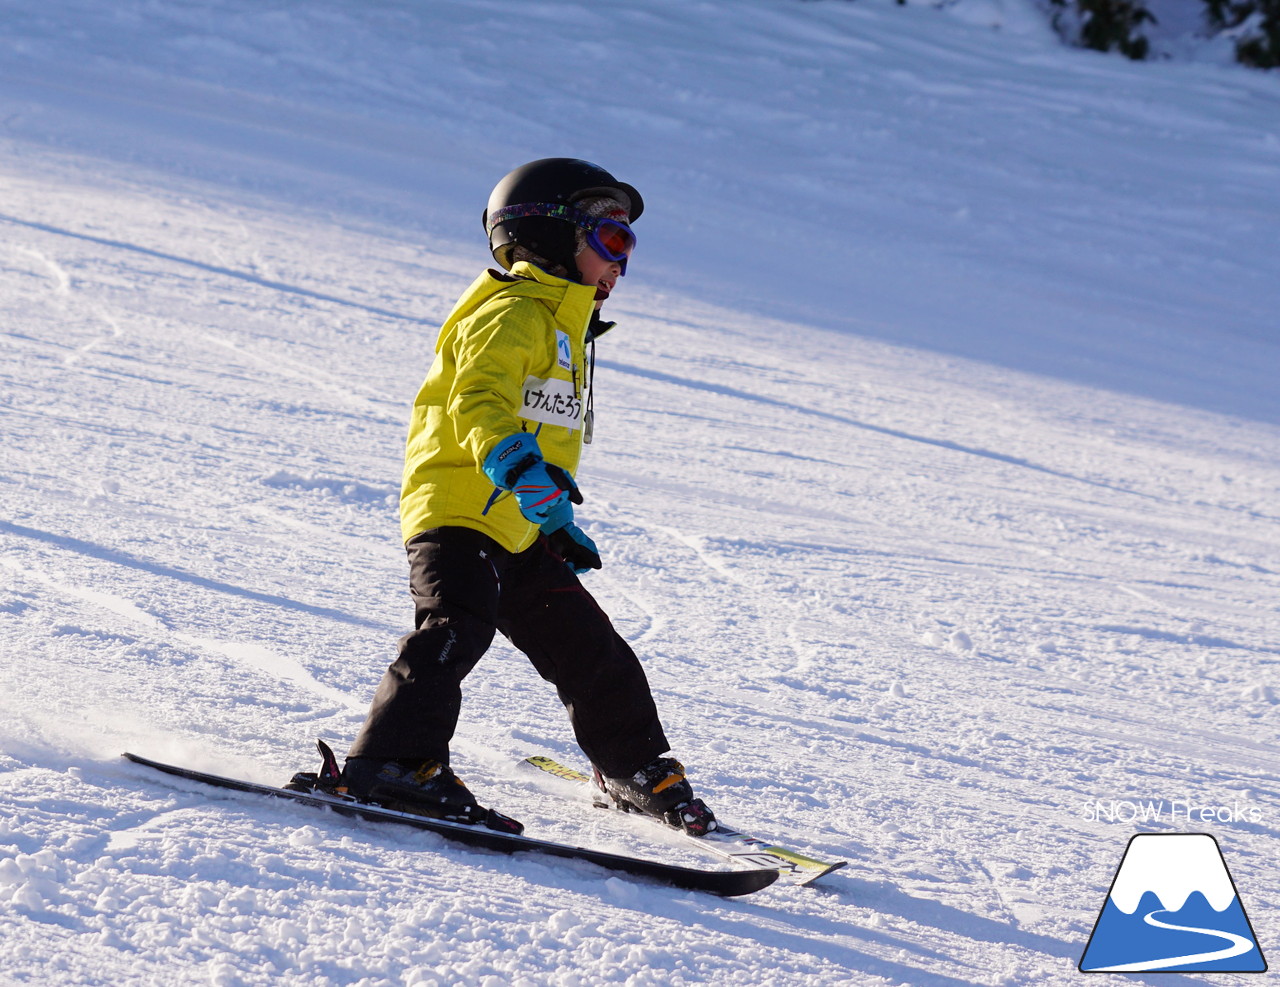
[487,202,596,237]
[488,202,632,237]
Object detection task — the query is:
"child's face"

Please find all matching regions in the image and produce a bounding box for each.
[575,246,623,305]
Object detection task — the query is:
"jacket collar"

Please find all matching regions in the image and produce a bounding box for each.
[506,261,598,333]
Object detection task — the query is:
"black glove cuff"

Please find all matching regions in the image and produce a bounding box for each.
[546,527,602,571]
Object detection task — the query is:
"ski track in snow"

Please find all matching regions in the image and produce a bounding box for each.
[1,0,1279,984]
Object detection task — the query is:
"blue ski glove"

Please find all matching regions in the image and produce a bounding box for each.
[482,433,582,525]
[542,513,602,574]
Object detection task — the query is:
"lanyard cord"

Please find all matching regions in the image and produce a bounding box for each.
[583,314,610,445]
[588,340,595,414]
[584,339,596,444]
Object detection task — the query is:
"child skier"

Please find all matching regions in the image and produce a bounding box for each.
[340,158,716,837]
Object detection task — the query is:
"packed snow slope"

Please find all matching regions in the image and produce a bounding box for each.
[1,1,1278,984]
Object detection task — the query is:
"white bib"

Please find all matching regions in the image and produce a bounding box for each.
[520,375,582,431]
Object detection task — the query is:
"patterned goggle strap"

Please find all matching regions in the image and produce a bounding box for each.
[489,200,634,244]
[487,202,596,237]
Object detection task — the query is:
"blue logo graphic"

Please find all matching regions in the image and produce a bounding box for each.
[1080,833,1266,973]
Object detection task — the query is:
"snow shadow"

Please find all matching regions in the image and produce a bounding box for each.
[0,520,393,633]
[0,213,425,326]
[602,359,1167,501]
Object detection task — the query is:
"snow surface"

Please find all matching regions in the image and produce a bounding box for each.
[1,0,1278,984]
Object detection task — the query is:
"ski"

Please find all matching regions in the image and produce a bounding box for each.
[122,751,778,897]
[519,755,847,886]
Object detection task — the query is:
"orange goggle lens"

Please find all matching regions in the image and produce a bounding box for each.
[589,220,636,262]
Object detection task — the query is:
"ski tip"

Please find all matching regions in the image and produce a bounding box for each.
[782,859,848,886]
[716,867,781,896]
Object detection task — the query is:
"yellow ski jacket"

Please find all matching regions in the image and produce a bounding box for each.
[399,261,598,551]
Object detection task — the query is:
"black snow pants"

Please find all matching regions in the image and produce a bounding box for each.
[347,526,670,777]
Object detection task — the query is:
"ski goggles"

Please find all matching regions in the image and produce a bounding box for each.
[487,202,637,273]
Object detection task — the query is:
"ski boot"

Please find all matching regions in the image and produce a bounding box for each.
[594,756,718,837]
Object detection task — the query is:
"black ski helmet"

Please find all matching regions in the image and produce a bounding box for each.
[483,158,643,274]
